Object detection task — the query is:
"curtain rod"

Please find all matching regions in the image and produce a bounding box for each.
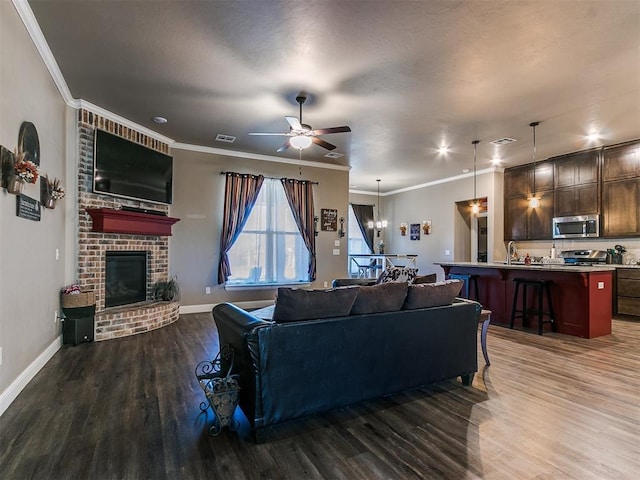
[220,171,318,185]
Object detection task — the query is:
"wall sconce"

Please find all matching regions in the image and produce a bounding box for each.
[314,215,319,236]
[338,217,345,237]
[399,223,408,236]
[422,220,432,235]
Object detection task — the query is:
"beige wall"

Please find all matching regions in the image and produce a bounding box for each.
[0,2,69,394]
[366,171,502,280]
[169,148,351,308]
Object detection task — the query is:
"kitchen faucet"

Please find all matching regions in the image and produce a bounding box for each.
[507,241,517,265]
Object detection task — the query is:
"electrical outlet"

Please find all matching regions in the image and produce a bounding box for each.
[55,248,60,260]
[445,249,451,256]
[598,282,604,289]
[205,287,211,295]
[0,347,3,366]
[323,281,328,288]
[54,310,58,323]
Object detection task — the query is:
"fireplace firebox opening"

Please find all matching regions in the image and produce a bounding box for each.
[105,251,147,308]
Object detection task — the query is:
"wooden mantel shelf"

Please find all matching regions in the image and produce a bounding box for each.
[86,208,180,236]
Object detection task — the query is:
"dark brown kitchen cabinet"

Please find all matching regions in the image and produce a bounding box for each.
[553,150,600,216]
[554,184,599,216]
[504,162,554,240]
[554,150,599,187]
[603,142,640,181]
[616,268,640,317]
[602,178,640,237]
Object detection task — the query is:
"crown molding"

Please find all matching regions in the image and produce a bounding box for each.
[172,143,351,172]
[12,0,73,104]
[76,100,175,145]
[350,167,500,196]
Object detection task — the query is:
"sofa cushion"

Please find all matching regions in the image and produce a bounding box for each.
[402,280,463,310]
[350,281,409,315]
[332,278,377,288]
[376,267,418,284]
[413,273,437,284]
[273,287,359,322]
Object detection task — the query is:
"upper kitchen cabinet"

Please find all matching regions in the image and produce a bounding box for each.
[553,150,600,216]
[602,141,640,237]
[603,141,640,181]
[504,161,554,240]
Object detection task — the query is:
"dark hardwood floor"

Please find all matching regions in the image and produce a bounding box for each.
[1,313,639,479]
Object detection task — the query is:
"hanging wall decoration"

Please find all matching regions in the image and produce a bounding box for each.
[320,208,338,231]
[18,121,40,165]
[410,223,420,240]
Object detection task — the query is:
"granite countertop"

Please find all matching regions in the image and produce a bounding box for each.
[434,261,617,273]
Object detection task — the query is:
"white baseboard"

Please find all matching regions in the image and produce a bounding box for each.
[179,300,273,315]
[0,335,62,417]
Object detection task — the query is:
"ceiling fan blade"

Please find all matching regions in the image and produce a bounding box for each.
[312,137,336,150]
[311,126,351,135]
[249,132,290,136]
[285,116,302,130]
[277,141,291,152]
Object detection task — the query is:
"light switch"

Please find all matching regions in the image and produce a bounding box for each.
[334,240,341,247]
[332,249,340,255]
[598,282,604,289]
[445,250,451,256]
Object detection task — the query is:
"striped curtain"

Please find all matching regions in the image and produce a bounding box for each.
[218,172,264,284]
[281,178,316,281]
[350,203,375,254]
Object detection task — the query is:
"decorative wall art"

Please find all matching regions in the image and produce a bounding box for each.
[16,194,41,221]
[422,220,432,235]
[320,208,338,231]
[410,223,420,240]
[18,121,40,165]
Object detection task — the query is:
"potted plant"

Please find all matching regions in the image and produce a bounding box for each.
[152,276,179,301]
[41,175,65,208]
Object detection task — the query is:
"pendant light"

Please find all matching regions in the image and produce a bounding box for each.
[528,121,540,208]
[471,140,480,214]
[371,179,387,236]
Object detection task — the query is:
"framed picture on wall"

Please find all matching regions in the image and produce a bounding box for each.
[410,223,420,240]
[320,208,338,231]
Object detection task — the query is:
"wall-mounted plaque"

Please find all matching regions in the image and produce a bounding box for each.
[320,208,338,231]
[16,194,41,221]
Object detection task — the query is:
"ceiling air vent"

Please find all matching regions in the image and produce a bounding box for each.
[324,152,344,159]
[215,134,236,143]
[490,137,517,146]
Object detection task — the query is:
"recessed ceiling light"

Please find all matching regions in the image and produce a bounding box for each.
[462,168,470,173]
[325,152,344,159]
[152,116,167,124]
[586,132,601,142]
[492,156,501,165]
[438,146,449,155]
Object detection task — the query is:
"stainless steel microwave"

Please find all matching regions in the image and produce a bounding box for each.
[552,215,600,239]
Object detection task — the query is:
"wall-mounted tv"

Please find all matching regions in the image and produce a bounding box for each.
[93,129,173,204]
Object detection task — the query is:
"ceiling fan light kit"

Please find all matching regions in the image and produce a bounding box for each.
[250,93,351,153]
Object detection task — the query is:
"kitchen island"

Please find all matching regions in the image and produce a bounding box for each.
[436,262,615,338]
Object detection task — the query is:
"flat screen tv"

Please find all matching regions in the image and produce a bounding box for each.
[93,129,173,204]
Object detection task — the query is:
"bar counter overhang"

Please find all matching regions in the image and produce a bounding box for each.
[436,262,615,338]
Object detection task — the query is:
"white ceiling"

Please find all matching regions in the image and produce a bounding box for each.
[27,0,640,193]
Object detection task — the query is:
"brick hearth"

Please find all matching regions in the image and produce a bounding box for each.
[76,110,178,341]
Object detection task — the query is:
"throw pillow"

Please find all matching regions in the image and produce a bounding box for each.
[350,282,409,315]
[273,286,359,322]
[376,267,418,284]
[402,279,463,310]
[413,273,437,284]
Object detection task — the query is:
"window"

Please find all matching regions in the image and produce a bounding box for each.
[227,179,310,286]
[348,205,371,276]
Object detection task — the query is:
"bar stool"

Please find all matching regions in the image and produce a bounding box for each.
[479,309,491,365]
[448,273,480,301]
[510,278,556,335]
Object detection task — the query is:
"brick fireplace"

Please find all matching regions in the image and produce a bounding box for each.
[76,110,179,341]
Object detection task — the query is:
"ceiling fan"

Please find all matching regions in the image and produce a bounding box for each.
[249,94,351,152]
